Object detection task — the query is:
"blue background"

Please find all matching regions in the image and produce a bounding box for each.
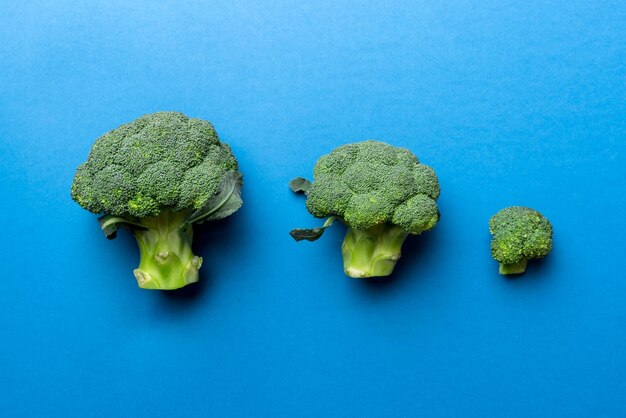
[1,1,625,417]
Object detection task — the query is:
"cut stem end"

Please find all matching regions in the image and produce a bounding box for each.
[499,259,528,275]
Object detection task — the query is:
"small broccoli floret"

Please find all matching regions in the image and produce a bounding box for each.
[289,140,440,278]
[489,206,553,275]
[71,112,243,290]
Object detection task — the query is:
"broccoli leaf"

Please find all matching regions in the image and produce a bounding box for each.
[289,177,312,195]
[289,216,338,241]
[98,215,145,239]
[186,171,243,225]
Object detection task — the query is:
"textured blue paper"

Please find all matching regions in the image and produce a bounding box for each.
[1,1,625,417]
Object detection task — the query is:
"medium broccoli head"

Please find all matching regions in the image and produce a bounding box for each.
[489,206,553,275]
[290,140,440,278]
[70,112,242,290]
[306,140,440,234]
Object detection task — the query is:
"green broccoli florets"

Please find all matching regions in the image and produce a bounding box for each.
[71,112,243,290]
[489,206,553,275]
[289,140,440,278]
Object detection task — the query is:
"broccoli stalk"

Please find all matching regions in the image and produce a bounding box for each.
[126,211,202,290]
[99,211,201,289]
[341,224,408,278]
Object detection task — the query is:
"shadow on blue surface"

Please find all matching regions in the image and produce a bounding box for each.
[161,278,205,300]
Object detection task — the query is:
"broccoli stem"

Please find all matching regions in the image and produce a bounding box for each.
[341,223,409,278]
[131,211,202,290]
[499,259,528,275]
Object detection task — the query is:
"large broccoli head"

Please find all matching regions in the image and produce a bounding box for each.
[71,111,240,218]
[71,112,242,290]
[489,206,553,275]
[290,140,440,278]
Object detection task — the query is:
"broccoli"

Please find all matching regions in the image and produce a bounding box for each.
[489,206,552,275]
[71,112,243,290]
[289,140,440,278]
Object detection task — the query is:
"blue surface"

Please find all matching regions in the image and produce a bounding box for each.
[1,1,625,417]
